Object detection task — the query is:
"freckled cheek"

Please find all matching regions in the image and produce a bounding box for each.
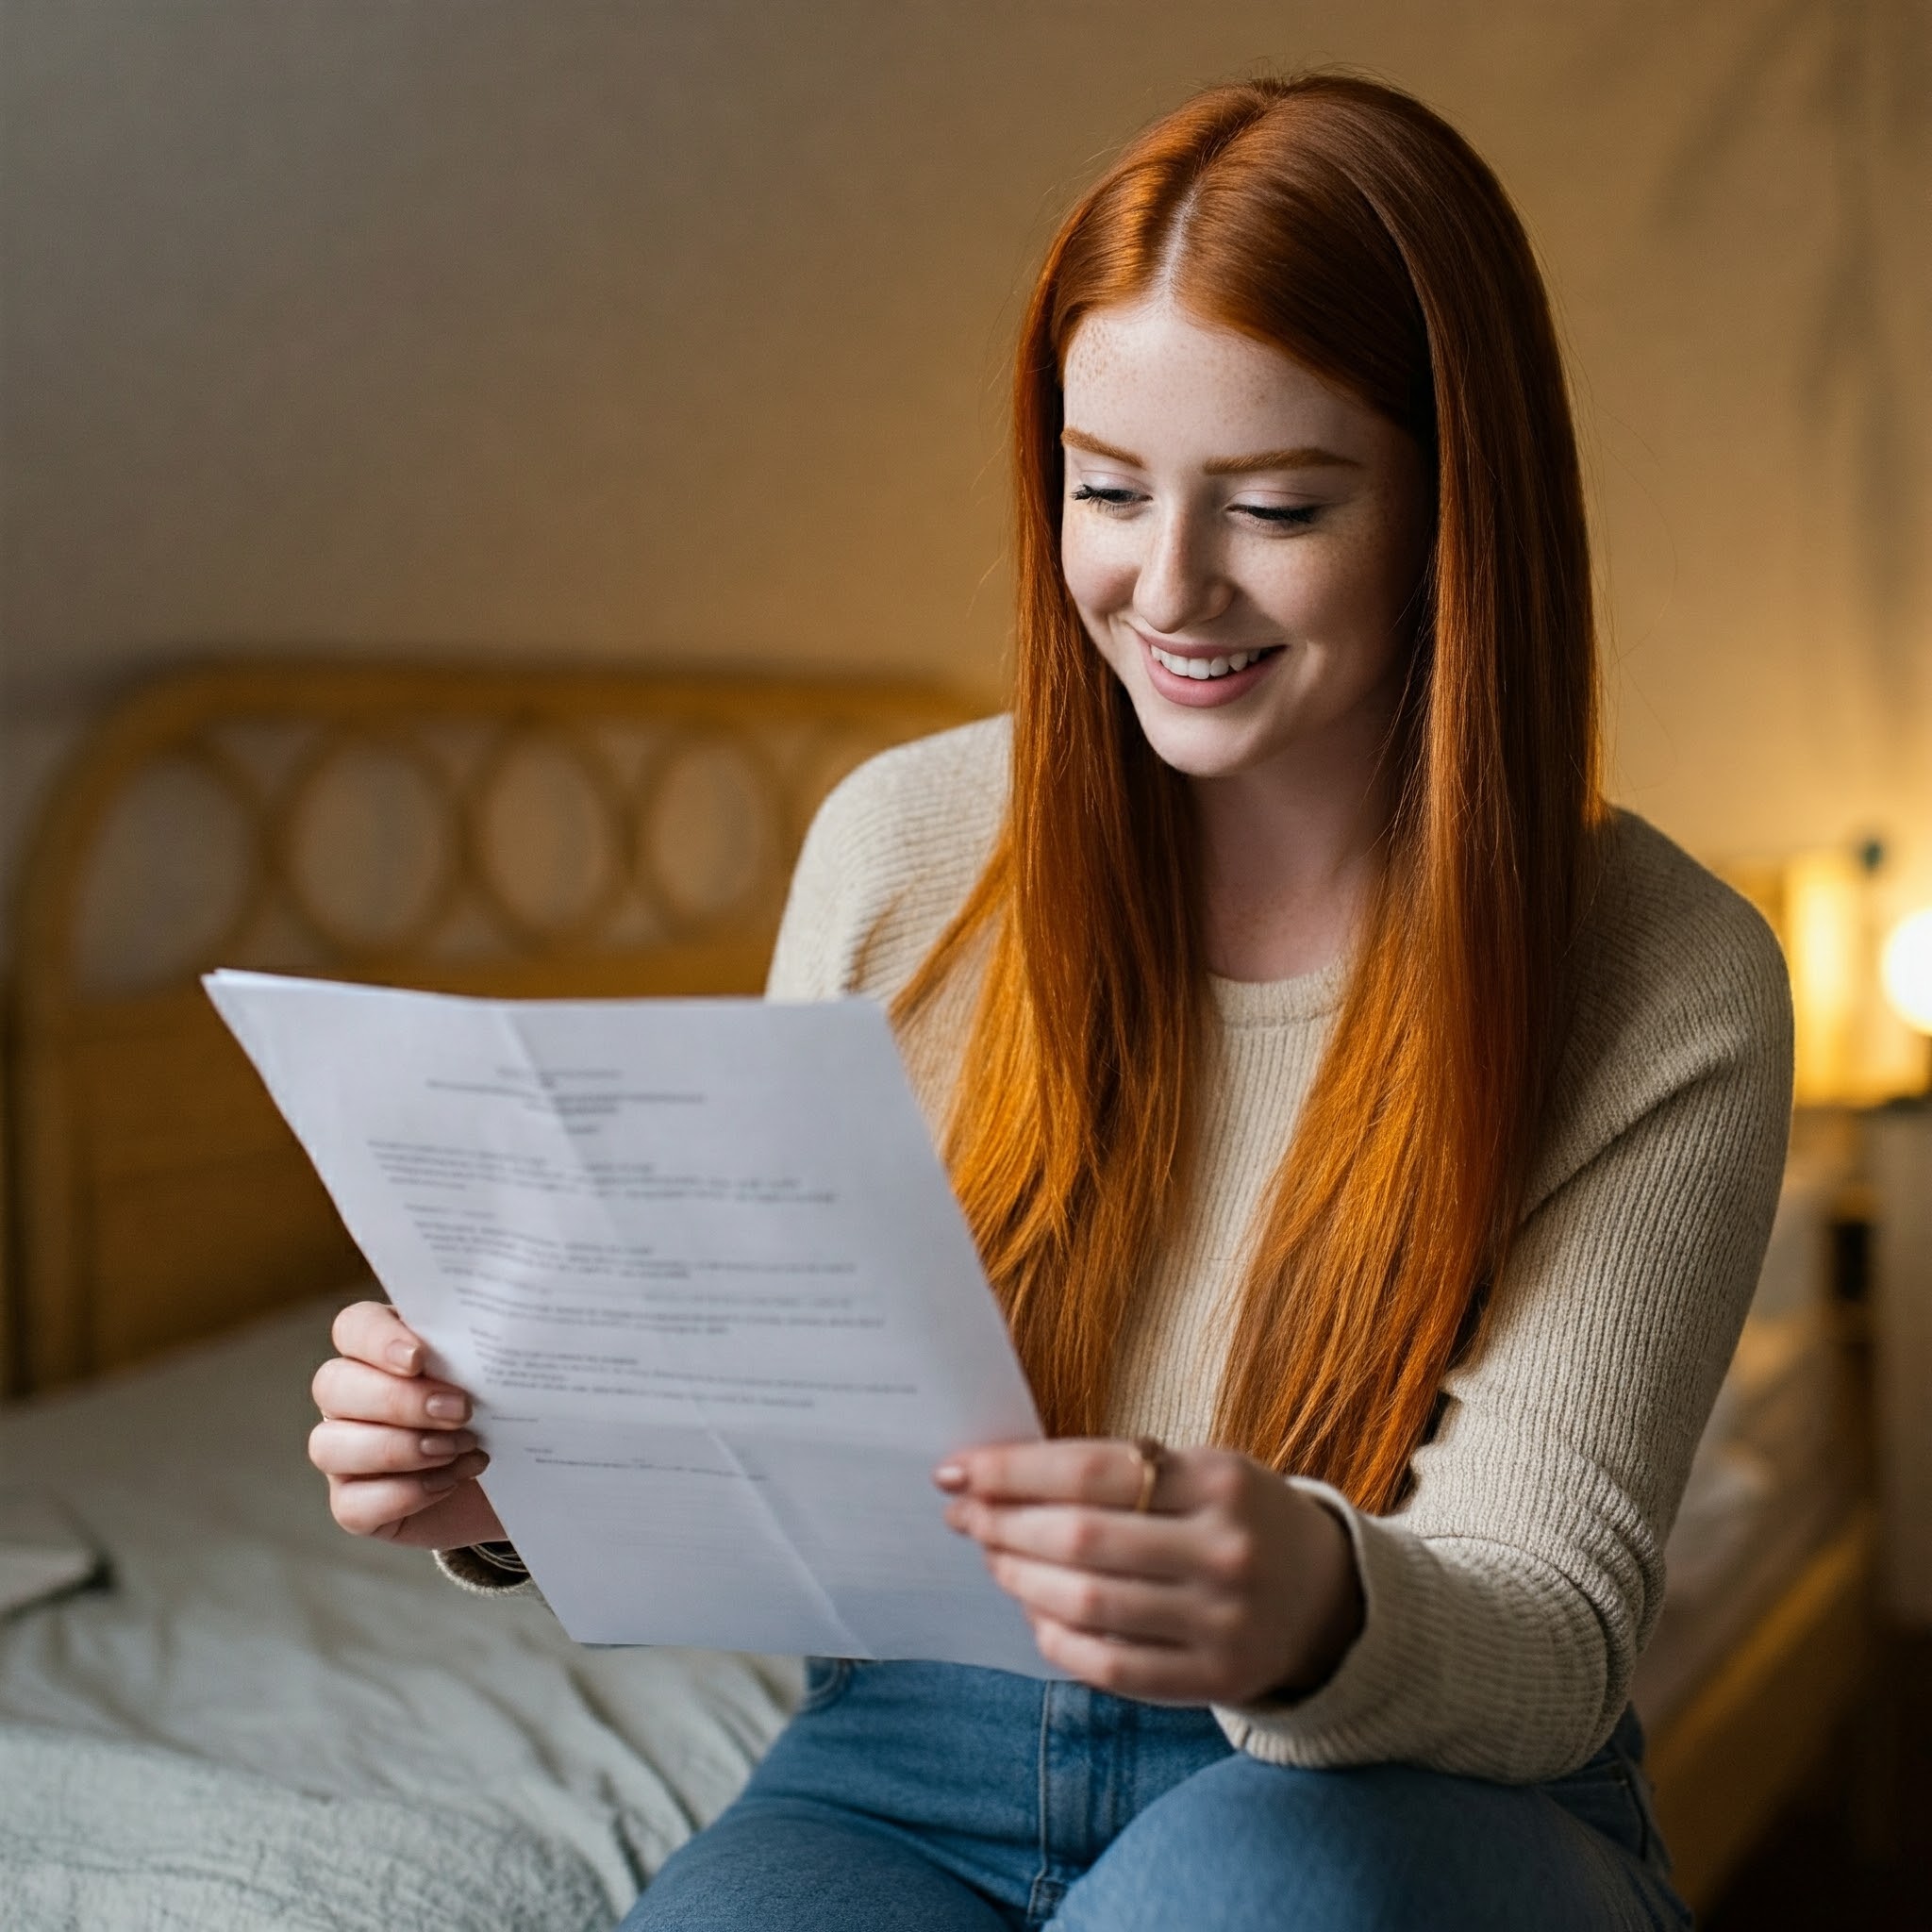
[1059,527,1141,663]
[1060,526,1134,609]
[1247,549,1382,641]
[1325,523,1428,640]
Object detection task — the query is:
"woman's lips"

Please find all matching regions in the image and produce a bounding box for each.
[1134,628,1283,707]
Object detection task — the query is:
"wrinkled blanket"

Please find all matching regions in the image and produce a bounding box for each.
[0,1295,799,1931]
[0,1720,613,1932]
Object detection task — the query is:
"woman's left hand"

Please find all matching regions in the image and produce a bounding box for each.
[937,1439,1364,1707]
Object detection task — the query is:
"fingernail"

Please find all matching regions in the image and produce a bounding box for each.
[425,1393,468,1422]
[387,1341,422,1373]
[933,1462,966,1491]
[418,1433,471,1459]
[421,1467,458,1492]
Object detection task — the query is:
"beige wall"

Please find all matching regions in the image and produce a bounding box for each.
[4,0,1929,941]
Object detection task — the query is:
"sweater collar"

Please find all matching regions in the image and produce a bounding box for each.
[1207,954,1350,1027]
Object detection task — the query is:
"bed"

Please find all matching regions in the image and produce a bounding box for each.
[0,658,1875,1924]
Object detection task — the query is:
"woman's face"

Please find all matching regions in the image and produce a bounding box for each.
[1058,297,1432,785]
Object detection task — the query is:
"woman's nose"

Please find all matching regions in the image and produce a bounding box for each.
[1132,506,1229,636]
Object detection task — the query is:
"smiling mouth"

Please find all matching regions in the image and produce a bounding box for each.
[1145,642,1284,682]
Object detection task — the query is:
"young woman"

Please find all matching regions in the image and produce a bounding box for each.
[308,73,1792,1929]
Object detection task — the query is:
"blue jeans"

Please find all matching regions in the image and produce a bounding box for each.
[623,1660,1690,1930]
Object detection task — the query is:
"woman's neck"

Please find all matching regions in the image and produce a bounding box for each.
[1189,738,1391,985]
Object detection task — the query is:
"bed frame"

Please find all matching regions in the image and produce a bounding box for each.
[0,658,1874,1917]
[2,658,979,1398]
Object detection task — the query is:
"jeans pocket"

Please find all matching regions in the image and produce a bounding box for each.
[797,1656,857,1714]
[1621,1754,1674,1878]
[1543,1752,1651,1861]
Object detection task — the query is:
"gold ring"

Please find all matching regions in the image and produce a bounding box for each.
[1130,1436,1167,1514]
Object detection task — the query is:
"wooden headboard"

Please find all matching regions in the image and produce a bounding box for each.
[4,659,982,1397]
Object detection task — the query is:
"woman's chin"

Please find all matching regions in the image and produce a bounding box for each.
[1125,701,1285,781]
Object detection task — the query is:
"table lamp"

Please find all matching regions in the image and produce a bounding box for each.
[1881,908,1932,1048]
[1881,907,1932,1098]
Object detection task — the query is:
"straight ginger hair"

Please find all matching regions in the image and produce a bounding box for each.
[893,73,1604,1515]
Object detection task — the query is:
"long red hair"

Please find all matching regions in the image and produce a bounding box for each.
[894,73,1603,1514]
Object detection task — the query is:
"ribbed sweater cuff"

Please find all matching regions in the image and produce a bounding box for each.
[433,1542,541,1599]
[1212,1477,1424,1768]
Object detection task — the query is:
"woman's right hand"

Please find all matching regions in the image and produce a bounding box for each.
[308,1300,505,1549]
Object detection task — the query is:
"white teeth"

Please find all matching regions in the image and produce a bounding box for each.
[1150,643,1266,681]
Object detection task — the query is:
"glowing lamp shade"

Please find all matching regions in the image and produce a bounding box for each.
[1881,908,1932,1035]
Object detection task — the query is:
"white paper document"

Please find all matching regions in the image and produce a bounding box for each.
[206,971,1051,1673]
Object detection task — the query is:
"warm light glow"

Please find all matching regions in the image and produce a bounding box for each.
[1882,908,1932,1035]
[1786,851,1864,1103]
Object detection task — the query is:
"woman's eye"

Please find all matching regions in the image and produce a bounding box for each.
[1067,484,1322,529]
[1236,503,1322,527]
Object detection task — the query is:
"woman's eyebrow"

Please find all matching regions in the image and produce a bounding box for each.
[1060,427,1361,474]
[1060,428,1146,464]
[1205,445,1361,476]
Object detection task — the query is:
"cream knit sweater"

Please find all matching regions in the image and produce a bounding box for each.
[447,715,1794,1784]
